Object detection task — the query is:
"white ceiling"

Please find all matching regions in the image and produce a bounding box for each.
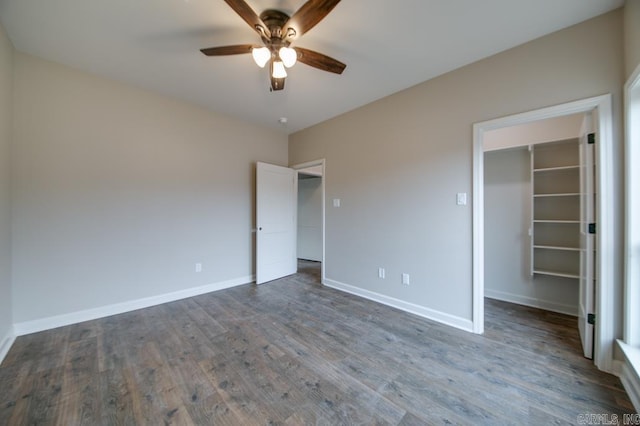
[0,0,624,134]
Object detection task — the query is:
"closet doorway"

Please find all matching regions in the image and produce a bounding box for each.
[472,95,615,372]
[483,112,594,358]
[293,160,325,282]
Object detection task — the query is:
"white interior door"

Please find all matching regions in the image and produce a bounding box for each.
[579,113,596,359]
[256,162,297,284]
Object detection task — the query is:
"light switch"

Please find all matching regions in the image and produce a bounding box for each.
[333,198,341,207]
[456,193,467,205]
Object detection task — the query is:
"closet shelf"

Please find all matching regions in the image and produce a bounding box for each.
[533,245,580,252]
[533,219,580,224]
[533,165,580,173]
[530,137,587,281]
[533,193,580,198]
[533,269,580,279]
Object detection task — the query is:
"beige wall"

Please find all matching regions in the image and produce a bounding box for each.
[12,53,288,323]
[289,10,624,325]
[483,113,583,151]
[625,0,640,79]
[0,22,13,344]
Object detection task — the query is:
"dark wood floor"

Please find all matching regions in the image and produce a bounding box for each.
[0,261,634,424]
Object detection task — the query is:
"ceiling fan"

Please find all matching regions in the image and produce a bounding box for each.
[200,0,346,91]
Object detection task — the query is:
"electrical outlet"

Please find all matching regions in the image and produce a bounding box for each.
[195,263,202,273]
[378,267,385,279]
[402,273,410,285]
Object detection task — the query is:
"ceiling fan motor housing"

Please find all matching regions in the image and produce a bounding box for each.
[259,9,292,43]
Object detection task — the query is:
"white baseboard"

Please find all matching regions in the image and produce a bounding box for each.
[0,326,16,365]
[621,361,640,413]
[484,289,578,316]
[14,275,255,336]
[323,278,474,333]
[618,340,640,413]
[612,359,624,377]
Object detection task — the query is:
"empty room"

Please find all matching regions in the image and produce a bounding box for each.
[1,0,640,424]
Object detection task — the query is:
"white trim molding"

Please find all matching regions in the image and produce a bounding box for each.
[485,289,578,317]
[618,340,640,412]
[612,359,624,378]
[14,275,254,336]
[472,121,485,334]
[624,63,640,347]
[323,278,474,333]
[0,326,16,364]
[473,94,616,372]
[620,64,640,414]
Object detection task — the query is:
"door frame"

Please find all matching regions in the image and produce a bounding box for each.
[472,94,615,372]
[624,64,640,347]
[292,159,326,283]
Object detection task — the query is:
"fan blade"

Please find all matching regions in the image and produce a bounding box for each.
[224,0,271,38]
[294,47,346,74]
[284,0,340,40]
[200,44,254,56]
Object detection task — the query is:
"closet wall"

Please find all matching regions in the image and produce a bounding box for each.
[484,114,584,315]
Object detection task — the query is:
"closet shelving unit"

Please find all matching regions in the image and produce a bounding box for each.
[531,138,581,279]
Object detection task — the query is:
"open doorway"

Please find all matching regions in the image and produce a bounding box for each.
[472,95,615,372]
[293,160,325,283]
[483,112,595,358]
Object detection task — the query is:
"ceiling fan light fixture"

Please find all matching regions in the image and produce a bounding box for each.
[201,0,346,92]
[252,46,271,68]
[272,60,287,78]
[279,47,297,68]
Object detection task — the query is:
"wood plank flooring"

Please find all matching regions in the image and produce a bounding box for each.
[0,260,634,424]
